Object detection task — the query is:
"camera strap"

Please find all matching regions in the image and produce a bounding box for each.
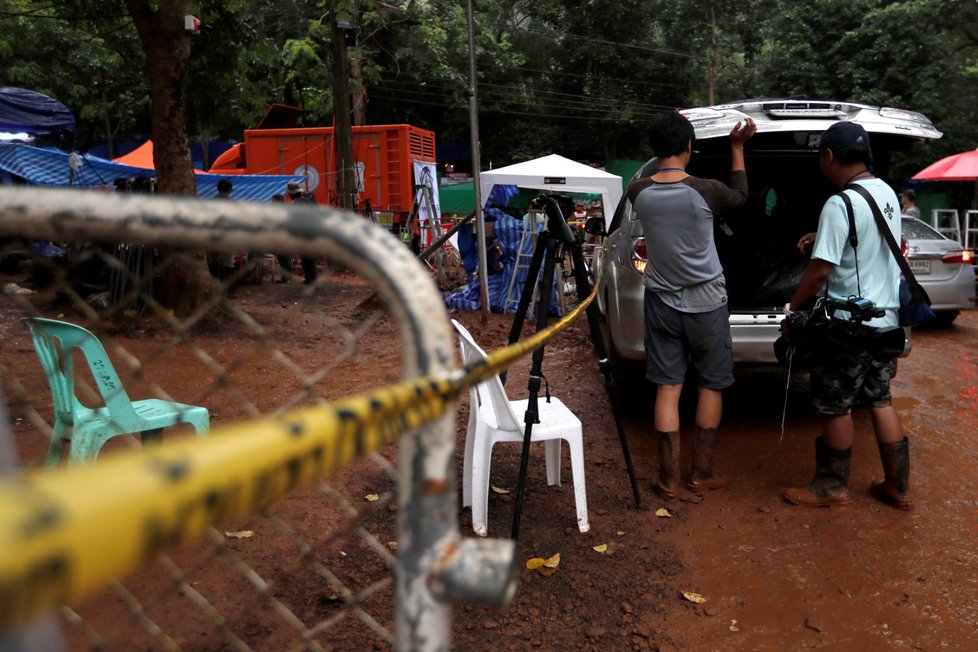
[845,183,931,305]
[835,190,863,299]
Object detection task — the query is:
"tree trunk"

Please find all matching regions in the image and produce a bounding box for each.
[126,0,207,317]
[126,0,196,195]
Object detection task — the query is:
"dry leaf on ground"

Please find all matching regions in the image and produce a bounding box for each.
[365,494,380,502]
[526,553,561,576]
[491,485,510,494]
[225,530,254,539]
[681,591,707,604]
[593,544,608,553]
[655,508,672,518]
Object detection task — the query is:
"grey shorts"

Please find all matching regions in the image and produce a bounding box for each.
[643,289,734,390]
[810,346,896,415]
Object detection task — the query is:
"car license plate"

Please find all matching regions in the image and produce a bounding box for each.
[909,259,931,274]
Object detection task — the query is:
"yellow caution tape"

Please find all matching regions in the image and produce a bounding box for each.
[0,281,597,630]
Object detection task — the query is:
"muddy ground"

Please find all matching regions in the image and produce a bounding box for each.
[2,263,976,651]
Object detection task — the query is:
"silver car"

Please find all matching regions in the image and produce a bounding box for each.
[902,217,976,325]
[594,99,948,367]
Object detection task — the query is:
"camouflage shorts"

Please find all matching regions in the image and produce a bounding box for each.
[810,346,897,415]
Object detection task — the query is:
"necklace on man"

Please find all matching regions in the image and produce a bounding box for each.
[846,170,873,185]
[658,167,685,173]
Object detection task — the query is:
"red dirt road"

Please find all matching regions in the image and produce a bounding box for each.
[3,270,976,650]
[452,309,978,651]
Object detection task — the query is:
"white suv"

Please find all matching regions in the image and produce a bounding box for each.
[594,99,943,367]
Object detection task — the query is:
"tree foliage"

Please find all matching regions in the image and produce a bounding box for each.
[1,0,976,177]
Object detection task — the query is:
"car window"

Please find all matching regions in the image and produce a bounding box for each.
[902,217,948,241]
[607,194,633,234]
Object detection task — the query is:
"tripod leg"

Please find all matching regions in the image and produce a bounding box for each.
[510,237,560,540]
[568,239,642,508]
[507,235,549,345]
[501,234,548,386]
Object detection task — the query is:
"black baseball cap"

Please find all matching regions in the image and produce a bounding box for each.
[819,121,871,157]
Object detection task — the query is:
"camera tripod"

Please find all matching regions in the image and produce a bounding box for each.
[504,195,641,540]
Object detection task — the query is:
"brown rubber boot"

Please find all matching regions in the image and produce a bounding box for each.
[653,430,680,500]
[783,437,853,507]
[687,426,729,492]
[870,437,913,511]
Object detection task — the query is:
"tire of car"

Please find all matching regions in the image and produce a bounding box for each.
[598,313,652,417]
[930,311,959,327]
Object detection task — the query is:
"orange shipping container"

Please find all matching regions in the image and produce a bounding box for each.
[211,124,437,223]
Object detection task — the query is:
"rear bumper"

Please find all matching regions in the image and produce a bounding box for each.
[609,304,788,365]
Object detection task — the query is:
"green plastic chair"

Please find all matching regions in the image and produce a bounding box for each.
[22,317,210,466]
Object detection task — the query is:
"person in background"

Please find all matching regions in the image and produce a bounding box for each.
[628,110,756,500]
[271,193,295,283]
[900,189,920,220]
[216,178,237,276]
[285,181,319,285]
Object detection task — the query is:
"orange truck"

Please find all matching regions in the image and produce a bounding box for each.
[210,107,436,229]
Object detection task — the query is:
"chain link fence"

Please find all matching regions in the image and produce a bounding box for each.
[0,187,516,651]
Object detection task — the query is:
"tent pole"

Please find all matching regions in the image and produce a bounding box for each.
[466,0,490,322]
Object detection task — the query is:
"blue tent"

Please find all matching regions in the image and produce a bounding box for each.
[0,87,75,138]
[0,143,301,201]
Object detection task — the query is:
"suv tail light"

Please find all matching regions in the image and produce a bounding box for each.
[631,237,648,275]
[942,249,973,265]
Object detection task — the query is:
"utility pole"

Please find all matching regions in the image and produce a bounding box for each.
[708,3,717,105]
[331,11,357,211]
[466,0,490,322]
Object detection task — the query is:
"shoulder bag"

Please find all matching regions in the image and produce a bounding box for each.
[846,184,936,327]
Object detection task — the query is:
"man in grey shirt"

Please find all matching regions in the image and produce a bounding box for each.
[627,111,755,500]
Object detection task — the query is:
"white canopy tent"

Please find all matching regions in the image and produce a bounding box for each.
[479,154,623,228]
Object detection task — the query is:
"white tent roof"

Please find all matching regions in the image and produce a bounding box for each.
[480,154,622,227]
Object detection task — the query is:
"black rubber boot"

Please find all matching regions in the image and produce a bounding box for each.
[783,437,853,507]
[653,430,680,500]
[687,426,729,492]
[870,437,913,511]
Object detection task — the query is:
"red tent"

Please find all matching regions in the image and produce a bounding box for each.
[113,140,155,168]
[113,140,206,174]
[913,148,978,208]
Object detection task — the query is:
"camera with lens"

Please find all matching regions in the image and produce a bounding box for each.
[826,296,885,323]
[530,194,576,244]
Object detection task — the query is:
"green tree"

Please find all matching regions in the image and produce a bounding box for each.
[0,0,149,154]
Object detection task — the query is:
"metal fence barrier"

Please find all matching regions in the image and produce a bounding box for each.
[0,186,599,650]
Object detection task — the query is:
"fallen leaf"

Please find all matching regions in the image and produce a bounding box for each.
[544,552,560,568]
[225,530,254,539]
[729,619,740,632]
[491,485,510,494]
[535,565,558,577]
[616,530,626,536]
[387,541,398,551]
[365,494,380,502]
[804,616,823,633]
[655,508,672,518]
[681,591,707,604]
[526,557,546,570]
[593,544,608,553]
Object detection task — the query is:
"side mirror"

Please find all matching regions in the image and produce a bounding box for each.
[584,216,606,237]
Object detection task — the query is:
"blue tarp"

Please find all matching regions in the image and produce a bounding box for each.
[0,143,301,201]
[444,184,560,315]
[0,87,75,137]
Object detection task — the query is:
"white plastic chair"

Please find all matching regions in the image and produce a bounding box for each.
[451,319,588,536]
